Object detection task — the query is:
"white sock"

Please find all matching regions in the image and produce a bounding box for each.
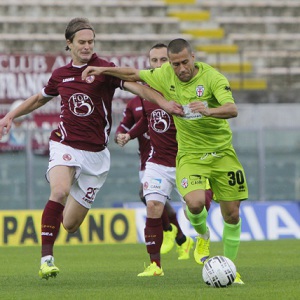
[41,255,54,265]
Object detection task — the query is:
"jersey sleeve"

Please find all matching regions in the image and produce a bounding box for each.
[210,72,235,105]
[139,68,165,93]
[114,101,136,144]
[127,114,148,140]
[115,104,135,134]
[43,70,60,97]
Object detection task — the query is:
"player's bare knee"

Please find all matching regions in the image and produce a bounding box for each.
[146,200,163,217]
[185,199,205,214]
[50,189,69,204]
[62,221,79,233]
[223,213,240,224]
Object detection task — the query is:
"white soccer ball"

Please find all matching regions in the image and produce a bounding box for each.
[202,255,236,288]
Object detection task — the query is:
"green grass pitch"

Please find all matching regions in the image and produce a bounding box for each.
[1,239,300,300]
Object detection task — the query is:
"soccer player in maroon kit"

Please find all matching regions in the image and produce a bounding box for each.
[0,18,183,280]
[116,44,213,276]
[115,44,196,259]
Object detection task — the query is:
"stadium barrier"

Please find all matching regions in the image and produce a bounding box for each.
[0,208,136,246]
[124,201,300,243]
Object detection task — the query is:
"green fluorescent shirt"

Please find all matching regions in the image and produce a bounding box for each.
[139,62,235,154]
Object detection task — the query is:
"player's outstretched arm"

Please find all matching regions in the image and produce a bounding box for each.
[0,93,51,139]
[124,82,184,117]
[82,66,141,82]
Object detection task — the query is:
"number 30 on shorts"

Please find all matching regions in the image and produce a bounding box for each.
[227,170,245,186]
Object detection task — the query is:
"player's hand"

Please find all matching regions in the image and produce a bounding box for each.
[0,116,13,140]
[189,101,210,116]
[161,101,184,117]
[116,133,130,147]
[82,66,105,80]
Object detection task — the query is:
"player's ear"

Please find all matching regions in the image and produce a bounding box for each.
[66,39,72,50]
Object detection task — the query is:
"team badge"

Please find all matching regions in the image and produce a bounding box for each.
[181,178,188,188]
[85,75,95,83]
[196,85,205,97]
[63,153,72,161]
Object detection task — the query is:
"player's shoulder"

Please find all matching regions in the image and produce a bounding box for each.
[143,98,159,110]
[142,62,170,76]
[127,95,143,107]
[197,62,215,72]
[89,53,116,67]
[198,62,224,76]
[51,63,71,79]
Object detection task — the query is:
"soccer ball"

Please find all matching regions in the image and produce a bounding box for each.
[202,256,236,288]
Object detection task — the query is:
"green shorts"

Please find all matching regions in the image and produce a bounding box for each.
[176,146,248,202]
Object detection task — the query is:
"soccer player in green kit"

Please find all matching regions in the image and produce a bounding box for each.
[82,38,248,284]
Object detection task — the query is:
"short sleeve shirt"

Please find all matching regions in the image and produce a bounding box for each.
[139,62,235,154]
[43,53,123,152]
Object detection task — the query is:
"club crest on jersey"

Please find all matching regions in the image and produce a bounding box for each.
[181,178,188,188]
[196,85,205,97]
[85,75,95,83]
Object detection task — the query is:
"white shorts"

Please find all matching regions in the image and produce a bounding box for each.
[46,141,110,209]
[139,170,145,183]
[142,162,184,204]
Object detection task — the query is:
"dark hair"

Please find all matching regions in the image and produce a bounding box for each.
[64,18,95,51]
[167,38,192,54]
[150,43,167,51]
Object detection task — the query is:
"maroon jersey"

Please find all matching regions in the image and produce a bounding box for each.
[128,100,177,167]
[115,96,150,171]
[43,53,123,152]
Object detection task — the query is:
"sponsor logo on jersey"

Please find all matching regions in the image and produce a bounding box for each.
[150,109,171,133]
[169,85,175,92]
[69,93,95,117]
[63,77,75,83]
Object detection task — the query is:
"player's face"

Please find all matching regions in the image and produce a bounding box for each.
[67,29,95,65]
[168,48,197,82]
[149,48,168,69]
